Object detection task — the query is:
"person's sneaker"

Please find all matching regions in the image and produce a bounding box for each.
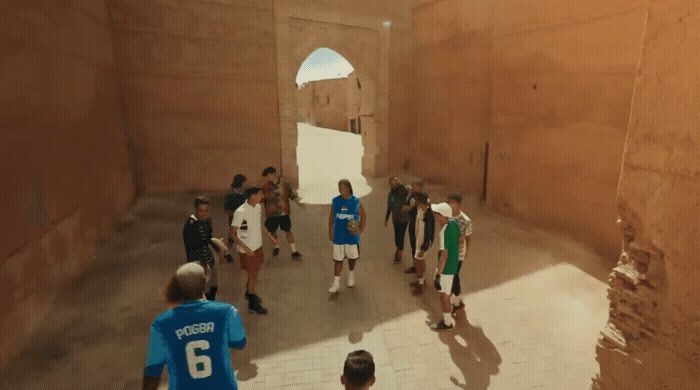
[328,279,340,293]
[430,320,454,331]
[404,266,417,274]
[272,247,280,256]
[452,302,465,314]
[347,273,355,288]
[245,291,262,302]
[291,251,302,259]
[248,295,268,315]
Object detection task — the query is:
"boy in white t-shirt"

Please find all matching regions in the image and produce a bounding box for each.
[230,186,267,314]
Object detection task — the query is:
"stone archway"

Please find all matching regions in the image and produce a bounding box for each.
[274,6,391,185]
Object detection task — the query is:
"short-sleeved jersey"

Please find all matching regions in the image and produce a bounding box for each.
[332,195,360,245]
[145,300,247,390]
[438,219,460,275]
[454,211,472,260]
[232,202,263,253]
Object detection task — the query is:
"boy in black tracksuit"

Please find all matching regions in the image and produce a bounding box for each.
[385,177,410,264]
[183,196,228,301]
[402,180,426,273]
[409,192,435,295]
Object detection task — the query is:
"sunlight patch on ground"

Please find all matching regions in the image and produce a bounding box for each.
[237,262,608,389]
[296,122,372,204]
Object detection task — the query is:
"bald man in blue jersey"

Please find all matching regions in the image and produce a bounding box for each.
[143,263,246,390]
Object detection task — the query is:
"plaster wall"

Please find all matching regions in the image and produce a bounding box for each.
[413,0,647,254]
[108,0,280,192]
[296,77,352,131]
[0,0,134,370]
[595,0,700,388]
[489,0,647,256]
[413,0,493,192]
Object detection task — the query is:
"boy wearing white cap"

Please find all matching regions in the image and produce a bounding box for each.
[447,193,472,312]
[430,202,461,330]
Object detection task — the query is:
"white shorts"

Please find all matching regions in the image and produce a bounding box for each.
[439,274,455,294]
[333,244,359,261]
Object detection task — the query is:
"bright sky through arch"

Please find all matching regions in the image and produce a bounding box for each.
[296,48,354,87]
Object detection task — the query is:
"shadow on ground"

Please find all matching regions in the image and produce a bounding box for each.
[0,178,611,389]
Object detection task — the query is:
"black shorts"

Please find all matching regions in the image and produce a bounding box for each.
[265,215,292,233]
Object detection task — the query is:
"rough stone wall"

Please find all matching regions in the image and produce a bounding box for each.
[0,0,134,370]
[595,0,700,388]
[412,0,647,254]
[109,0,280,192]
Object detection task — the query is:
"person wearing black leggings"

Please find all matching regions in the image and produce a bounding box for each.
[384,177,410,264]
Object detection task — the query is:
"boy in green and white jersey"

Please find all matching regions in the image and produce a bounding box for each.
[430,202,461,330]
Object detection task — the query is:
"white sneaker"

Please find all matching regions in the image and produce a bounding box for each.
[347,273,355,288]
[328,279,340,293]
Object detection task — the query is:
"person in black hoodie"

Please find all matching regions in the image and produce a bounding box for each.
[408,192,435,296]
[183,196,229,301]
[384,177,410,264]
[402,180,427,273]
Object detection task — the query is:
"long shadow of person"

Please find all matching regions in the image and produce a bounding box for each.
[425,308,502,389]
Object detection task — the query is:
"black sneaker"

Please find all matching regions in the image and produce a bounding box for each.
[245,291,262,302]
[248,295,268,315]
[272,247,280,256]
[430,320,454,331]
[291,251,302,259]
[404,266,417,274]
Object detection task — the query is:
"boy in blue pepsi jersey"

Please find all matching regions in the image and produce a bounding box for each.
[328,179,367,293]
[143,262,246,390]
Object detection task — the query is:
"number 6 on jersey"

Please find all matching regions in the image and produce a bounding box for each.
[185,340,212,379]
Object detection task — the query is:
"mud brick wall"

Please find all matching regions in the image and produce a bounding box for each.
[0,0,135,370]
[594,0,700,388]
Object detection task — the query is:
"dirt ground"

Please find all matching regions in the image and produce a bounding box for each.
[1,128,613,389]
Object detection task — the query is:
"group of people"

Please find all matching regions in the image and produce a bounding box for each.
[385,177,472,331]
[142,170,472,388]
[182,167,302,315]
[143,261,377,390]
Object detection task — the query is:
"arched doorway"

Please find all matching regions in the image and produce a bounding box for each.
[294,48,371,204]
[274,14,390,189]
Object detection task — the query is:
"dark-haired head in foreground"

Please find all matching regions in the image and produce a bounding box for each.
[342,350,375,389]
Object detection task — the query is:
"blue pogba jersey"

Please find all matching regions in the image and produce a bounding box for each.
[332,195,360,245]
[144,300,246,390]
